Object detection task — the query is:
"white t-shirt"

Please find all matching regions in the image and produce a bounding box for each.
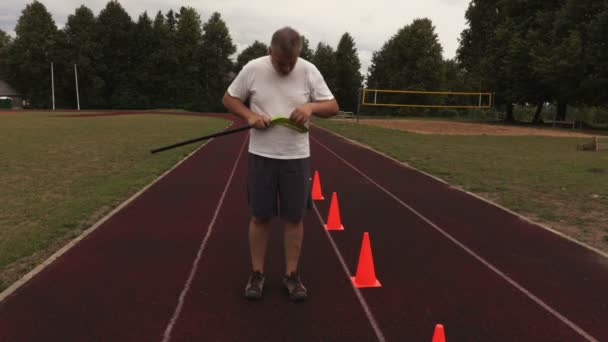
[227,56,334,159]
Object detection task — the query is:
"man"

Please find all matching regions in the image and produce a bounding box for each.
[222,27,339,301]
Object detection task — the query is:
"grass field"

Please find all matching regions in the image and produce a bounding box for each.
[0,111,228,291]
[314,118,608,253]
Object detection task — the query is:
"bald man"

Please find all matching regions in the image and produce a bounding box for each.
[223,27,339,301]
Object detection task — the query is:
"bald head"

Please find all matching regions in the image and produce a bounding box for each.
[270,27,302,55]
[269,27,302,76]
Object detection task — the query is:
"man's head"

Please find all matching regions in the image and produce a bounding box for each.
[269,27,302,76]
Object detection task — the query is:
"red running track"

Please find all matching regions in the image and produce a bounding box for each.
[0,119,607,341]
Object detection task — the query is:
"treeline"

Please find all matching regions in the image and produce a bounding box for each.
[457,0,608,122]
[0,1,235,111]
[0,1,456,113]
[0,0,606,123]
[0,1,364,112]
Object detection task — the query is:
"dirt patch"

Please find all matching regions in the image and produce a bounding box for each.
[355,119,595,137]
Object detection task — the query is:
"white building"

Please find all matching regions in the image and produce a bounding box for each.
[0,80,22,109]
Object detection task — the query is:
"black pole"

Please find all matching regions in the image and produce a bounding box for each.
[150,125,251,154]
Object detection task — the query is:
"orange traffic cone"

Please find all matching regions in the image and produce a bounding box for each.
[324,192,344,230]
[351,232,381,288]
[311,170,324,200]
[431,324,445,342]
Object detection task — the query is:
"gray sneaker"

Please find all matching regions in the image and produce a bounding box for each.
[283,272,308,302]
[244,271,265,300]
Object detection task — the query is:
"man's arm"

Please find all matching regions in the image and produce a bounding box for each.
[290,99,339,125]
[222,92,270,129]
[310,99,339,118]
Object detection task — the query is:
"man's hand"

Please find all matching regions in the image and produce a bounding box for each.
[290,104,313,126]
[247,113,271,129]
[223,93,271,129]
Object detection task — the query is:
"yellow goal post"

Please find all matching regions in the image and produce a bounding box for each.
[361,88,493,109]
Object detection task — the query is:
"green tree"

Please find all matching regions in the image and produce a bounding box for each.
[199,12,236,111]
[48,29,74,108]
[458,1,554,122]
[149,10,178,108]
[367,18,444,113]
[0,29,10,50]
[166,9,177,31]
[312,42,336,92]
[498,1,563,123]
[532,0,604,120]
[457,0,500,89]
[132,12,155,108]
[235,40,268,73]
[334,33,362,112]
[443,59,468,91]
[585,4,608,105]
[457,1,511,118]
[93,0,135,108]
[0,29,12,80]
[300,35,314,61]
[519,2,564,123]
[6,1,58,108]
[62,5,101,109]
[457,0,606,123]
[174,7,204,108]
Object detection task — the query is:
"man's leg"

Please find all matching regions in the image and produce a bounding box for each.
[249,216,271,273]
[278,157,310,301]
[284,219,304,275]
[245,216,271,300]
[245,153,277,300]
[278,157,310,275]
[282,218,307,301]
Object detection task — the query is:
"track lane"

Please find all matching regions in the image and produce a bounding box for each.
[310,126,607,341]
[0,119,245,341]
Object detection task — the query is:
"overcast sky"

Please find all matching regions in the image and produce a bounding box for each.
[0,0,471,75]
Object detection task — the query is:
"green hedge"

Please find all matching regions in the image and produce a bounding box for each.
[0,98,12,109]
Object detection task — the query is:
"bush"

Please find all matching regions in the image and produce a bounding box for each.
[0,98,12,109]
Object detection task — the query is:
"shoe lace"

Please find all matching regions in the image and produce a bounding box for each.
[250,271,264,286]
[286,273,305,292]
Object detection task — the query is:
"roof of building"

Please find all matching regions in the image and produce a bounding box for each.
[0,80,20,96]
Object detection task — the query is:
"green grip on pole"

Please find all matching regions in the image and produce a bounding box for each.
[270,117,308,133]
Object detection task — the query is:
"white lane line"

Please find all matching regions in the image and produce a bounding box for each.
[311,204,387,342]
[312,136,598,342]
[0,122,231,304]
[312,124,608,260]
[162,133,248,342]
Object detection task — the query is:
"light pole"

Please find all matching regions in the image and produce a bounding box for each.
[74,64,80,110]
[51,62,55,110]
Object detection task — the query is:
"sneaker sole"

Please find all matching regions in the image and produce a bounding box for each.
[284,287,308,302]
[244,289,264,300]
[289,295,307,302]
[244,294,263,300]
